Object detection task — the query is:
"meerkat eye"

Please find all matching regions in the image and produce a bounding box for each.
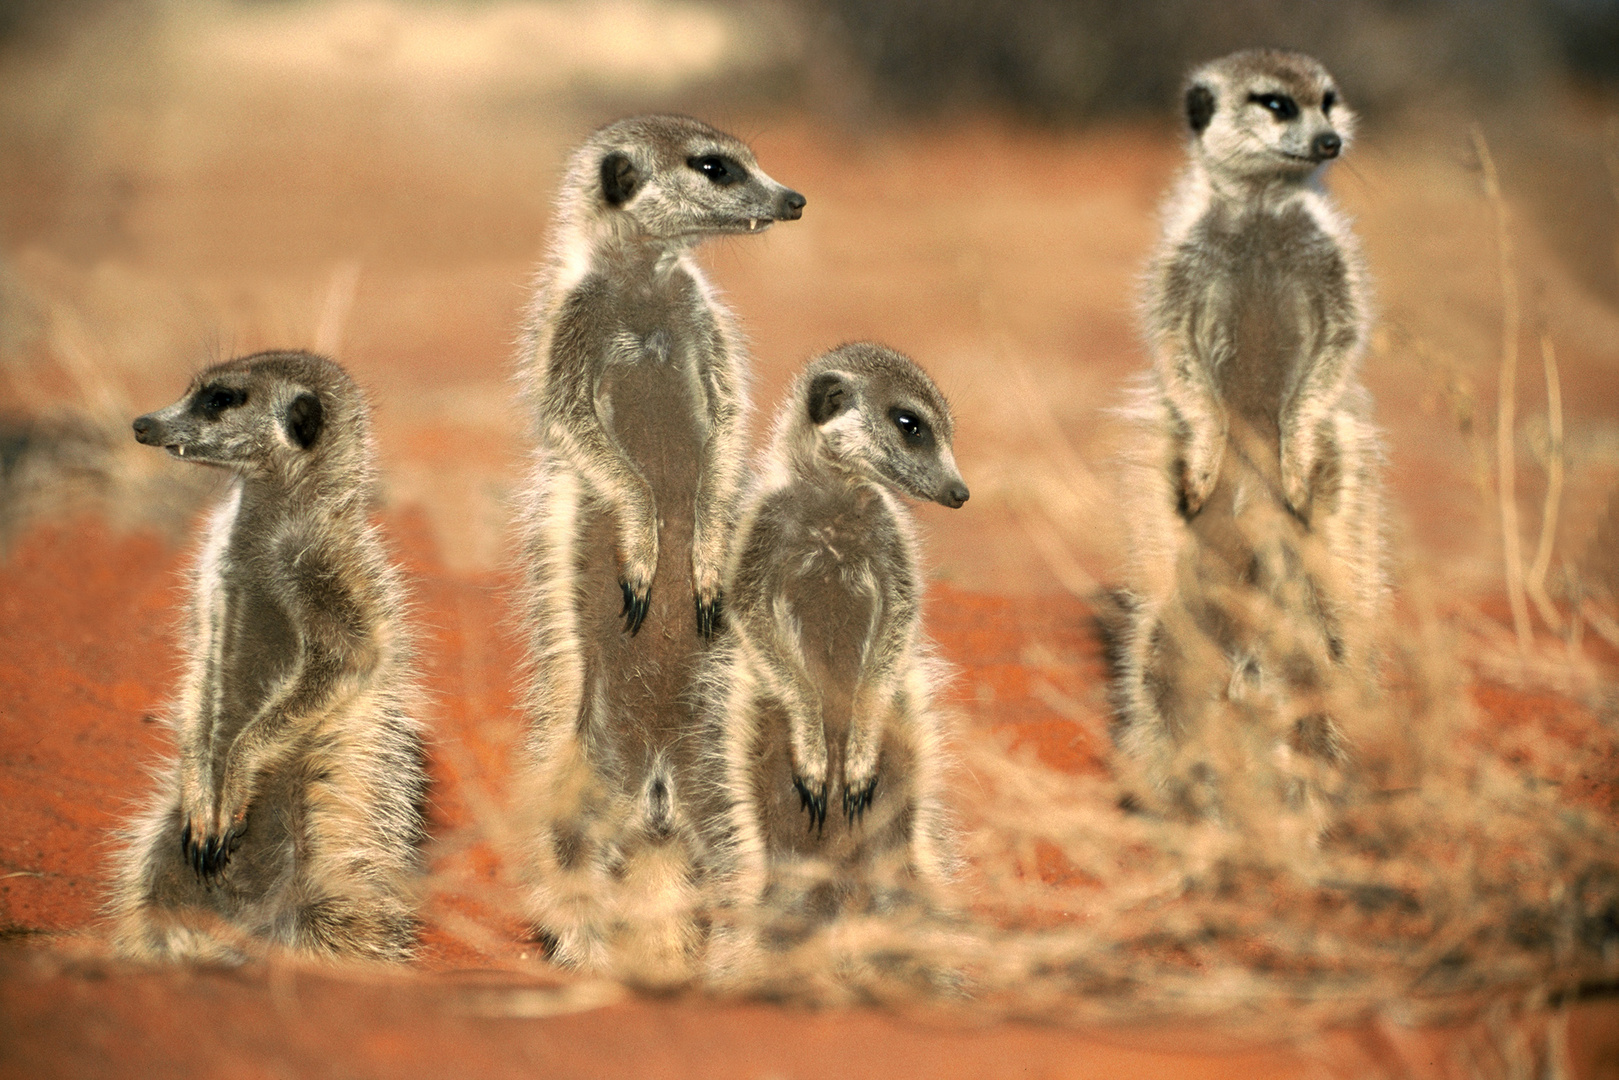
[889,408,930,445]
[195,384,247,417]
[687,155,746,186]
[1321,89,1336,114]
[1249,92,1299,121]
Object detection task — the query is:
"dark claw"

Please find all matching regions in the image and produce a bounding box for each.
[696,592,724,641]
[843,775,879,824]
[182,818,246,881]
[1176,484,1201,522]
[180,821,199,874]
[793,776,827,835]
[620,581,650,636]
[214,819,246,877]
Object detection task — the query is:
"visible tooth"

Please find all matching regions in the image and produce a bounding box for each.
[748,218,758,231]
[177,445,184,457]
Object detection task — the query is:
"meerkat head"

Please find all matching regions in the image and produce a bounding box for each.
[132,350,367,484]
[1182,49,1353,182]
[789,342,969,509]
[562,114,805,245]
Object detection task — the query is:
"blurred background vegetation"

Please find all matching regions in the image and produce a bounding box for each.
[5,0,1619,117]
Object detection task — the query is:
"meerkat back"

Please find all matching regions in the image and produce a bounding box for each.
[513,115,805,979]
[705,343,967,970]
[111,351,426,962]
[1117,50,1385,822]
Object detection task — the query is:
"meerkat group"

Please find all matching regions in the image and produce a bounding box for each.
[108,47,1387,971]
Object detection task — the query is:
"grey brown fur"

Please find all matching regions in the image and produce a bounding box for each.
[514,115,804,977]
[111,350,426,962]
[701,343,966,973]
[1117,50,1385,818]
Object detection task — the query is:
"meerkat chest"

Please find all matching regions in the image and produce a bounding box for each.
[595,268,713,469]
[1186,202,1348,424]
[605,266,711,370]
[779,490,895,668]
[201,523,297,745]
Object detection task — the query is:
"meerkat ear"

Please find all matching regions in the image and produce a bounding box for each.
[601,152,641,207]
[285,392,324,450]
[806,372,851,426]
[1186,83,1216,134]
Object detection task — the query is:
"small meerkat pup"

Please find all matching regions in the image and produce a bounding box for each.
[514,115,804,977]
[111,350,427,962]
[1116,50,1385,819]
[703,343,967,969]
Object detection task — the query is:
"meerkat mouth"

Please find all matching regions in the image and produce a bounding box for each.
[167,444,186,457]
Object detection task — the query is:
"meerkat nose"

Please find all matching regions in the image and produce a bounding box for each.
[940,482,970,509]
[777,189,806,220]
[1311,132,1342,160]
[132,416,157,444]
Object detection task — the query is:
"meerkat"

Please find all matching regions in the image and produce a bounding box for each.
[1114,50,1385,820]
[701,343,967,973]
[513,115,805,977]
[110,350,427,962]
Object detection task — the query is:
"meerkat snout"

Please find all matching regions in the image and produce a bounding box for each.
[132,415,159,444]
[940,481,969,509]
[1311,131,1341,160]
[776,189,807,220]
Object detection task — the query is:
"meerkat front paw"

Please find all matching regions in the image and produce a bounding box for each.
[1279,449,1314,526]
[695,591,724,640]
[788,717,830,834]
[617,520,658,635]
[1174,422,1225,519]
[691,530,727,640]
[1177,454,1219,519]
[620,580,651,635]
[841,721,883,825]
[179,805,246,880]
[842,772,878,825]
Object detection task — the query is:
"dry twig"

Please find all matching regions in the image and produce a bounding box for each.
[1525,331,1564,633]
[1471,126,1531,656]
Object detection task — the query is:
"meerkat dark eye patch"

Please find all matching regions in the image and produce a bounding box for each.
[807,372,850,425]
[1321,89,1336,114]
[1249,92,1299,121]
[193,384,247,418]
[601,151,641,207]
[1185,84,1215,133]
[285,392,323,450]
[687,154,746,186]
[889,408,933,447]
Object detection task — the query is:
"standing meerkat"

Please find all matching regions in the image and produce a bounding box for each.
[514,115,804,977]
[703,343,967,970]
[1116,50,1385,819]
[111,350,427,962]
